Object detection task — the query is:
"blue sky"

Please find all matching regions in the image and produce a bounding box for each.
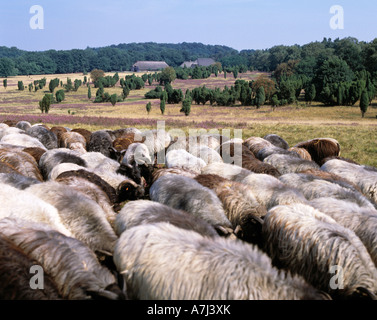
[0,0,376,52]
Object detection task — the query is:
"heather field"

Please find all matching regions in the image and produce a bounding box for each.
[1,71,377,166]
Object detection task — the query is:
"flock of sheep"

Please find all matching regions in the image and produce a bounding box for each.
[0,119,377,300]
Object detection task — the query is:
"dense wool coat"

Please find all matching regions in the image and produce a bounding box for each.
[262,204,377,299]
[113,223,329,300]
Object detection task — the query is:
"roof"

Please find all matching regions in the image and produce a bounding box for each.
[180,61,197,68]
[132,61,169,71]
[179,58,217,68]
[196,58,216,67]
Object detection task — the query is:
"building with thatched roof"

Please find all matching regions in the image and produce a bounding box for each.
[179,58,216,68]
[131,61,169,72]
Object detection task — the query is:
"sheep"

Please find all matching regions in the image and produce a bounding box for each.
[279,172,376,210]
[49,162,87,181]
[0,233,62,300]
[262,204,377,299]
[165,149,207,174]
[218,141,281,177]
[113,222,330,300]
[264,153,320,174]
[25,181,118,257]
[0,148,44,181]
[112,133,145,152]
[201,162,253,183]
[151,167,198,184]
[0,172,41,190]
[0,161,23,175]
[120,142,152,166]
[243,136,274,156]
[60,131,87,154]
[26,125,58,150]
[111,127,143,139]
[288,147,313,161]
[309,197,377,267]
[321,159,377,207]
[140,128,172,161]
[22,147,46,164]
[50,126,68,146]
[1,133,47,150]
[298,168,363,194]
[71,128,92,145]
[0,217,125,300]
[0,182,72,237]
[15,120,32,131]
[55,169,119,209]
[39,148,87,180]
[188,145,223,165]
[149,175,233,235]
[114,200,219,238]
[263,134,289,150]
[294,137,340,165]
[186,134,222,151]
[0,126,25,140]
[55,172,118,226]
[256,146,301,161]
[319,156,360,167]
[241,174,308,210]
[87,130,113,158]
[195,174,266,245]
[81,152,145,201]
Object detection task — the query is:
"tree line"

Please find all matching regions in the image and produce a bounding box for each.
[1,38,377,78]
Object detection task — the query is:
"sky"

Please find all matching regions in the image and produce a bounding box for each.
[0,0,376,52]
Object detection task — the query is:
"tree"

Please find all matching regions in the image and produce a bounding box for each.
[305,84,316,105]
[181,97,191,116]
[146,102,152,114]
[110,94,118,106]
[18,81,24,91]
[88,86,92,100]
[160,100,166,115]
[90,69,105,83]
[255,86,266,109]
[3,79,7,90]
[74,79,82,91]
[39,94,53,113]
[122,86,130,100]
[49,78,60,93]
[55,90,65,103]
[359,90,369,118]
[159,67,176,85]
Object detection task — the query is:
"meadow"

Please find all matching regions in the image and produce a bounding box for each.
[1,71,377,166]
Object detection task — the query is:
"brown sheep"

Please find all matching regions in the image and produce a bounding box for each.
[50,126,68,147]
[2,120,18,127]
[195,173,266,245]
[71,128,92,146]
[218,142,281,177]
[294,138,340,165]
[0,162,22,175]
[60,131,87,153]
[243,137,274,156]
[288,147,312,161]
[0,148,43,181]
[22,147,47,164]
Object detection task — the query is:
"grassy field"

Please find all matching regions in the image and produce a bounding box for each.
[1,71,377,166]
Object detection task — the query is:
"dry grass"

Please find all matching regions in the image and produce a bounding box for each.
[1,71,377,166]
